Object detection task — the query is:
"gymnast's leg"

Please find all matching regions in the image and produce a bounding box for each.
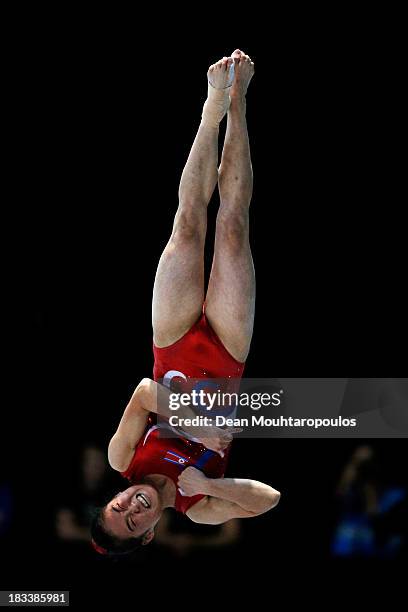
[205,50,256,362]
[152,56,234,347]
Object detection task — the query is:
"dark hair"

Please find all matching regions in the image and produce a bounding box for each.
[90,506,146,557]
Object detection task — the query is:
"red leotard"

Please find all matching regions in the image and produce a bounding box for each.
[153,311,245,381]
[121,309,245,514]
[121,422,232,513]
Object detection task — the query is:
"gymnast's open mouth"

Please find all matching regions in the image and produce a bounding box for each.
[135,492,151,509]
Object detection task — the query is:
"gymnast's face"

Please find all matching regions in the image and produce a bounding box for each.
[103,484,161,540]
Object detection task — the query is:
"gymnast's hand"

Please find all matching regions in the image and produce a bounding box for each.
[178,466,210,497]
[190,425,242,457]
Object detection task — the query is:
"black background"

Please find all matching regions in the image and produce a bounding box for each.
[4,9,406,607]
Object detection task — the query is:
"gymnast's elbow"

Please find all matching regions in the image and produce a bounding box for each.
[265,488,281,512]
[135,377,152,396]
[272,489,281,508]
[249,487,281,516]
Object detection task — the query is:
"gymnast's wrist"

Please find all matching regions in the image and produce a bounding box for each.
[202,477,219,497]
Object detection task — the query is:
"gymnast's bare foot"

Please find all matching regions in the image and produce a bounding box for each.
[207,56,234,89]
[230,49,255,101]
[202,57,234,129]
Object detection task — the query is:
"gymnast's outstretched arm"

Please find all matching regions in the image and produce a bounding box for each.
[182,467,281,524]
[108,378,236,471]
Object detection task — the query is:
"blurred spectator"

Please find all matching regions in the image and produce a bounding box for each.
[155,510,241,558]
[331,444,406,558]
[0,483,13,536]
[372,485,408,559]
[56,445,110,542]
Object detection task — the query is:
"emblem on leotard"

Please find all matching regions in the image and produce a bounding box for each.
[163,450,190,467]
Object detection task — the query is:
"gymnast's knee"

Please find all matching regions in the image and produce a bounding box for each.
[172,207,206,245]
[216,209,249,251]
